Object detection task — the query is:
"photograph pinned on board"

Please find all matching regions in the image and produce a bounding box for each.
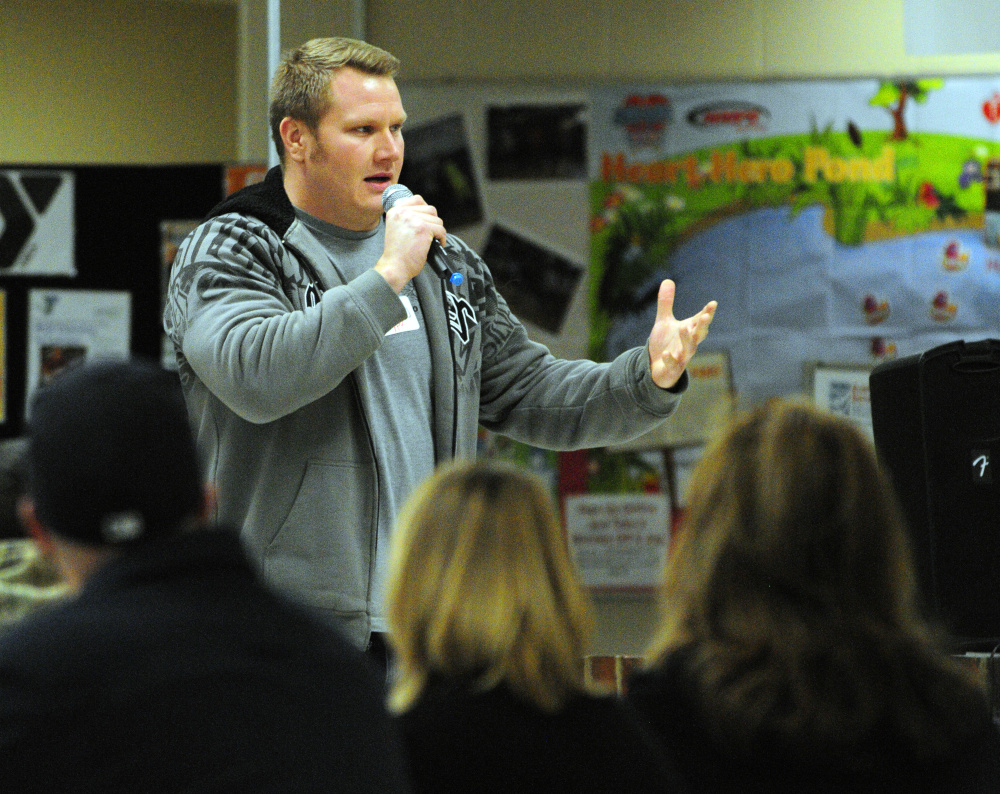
[487,103,588,180]
[397,114,484,230]
[808,362,874,440]
[481,224,584,334]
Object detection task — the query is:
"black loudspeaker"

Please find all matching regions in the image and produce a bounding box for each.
[870,339,1000,648]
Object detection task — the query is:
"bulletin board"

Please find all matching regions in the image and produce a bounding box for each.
[398,77,1000,577]
[0,165,225,436]
[399,76,1000,414]
[398,83,594,362]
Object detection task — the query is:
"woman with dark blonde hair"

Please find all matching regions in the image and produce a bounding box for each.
[386,458,682,792]
[626,398,1000,793]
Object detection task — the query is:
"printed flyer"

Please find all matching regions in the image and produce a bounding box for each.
[25,289,131,417]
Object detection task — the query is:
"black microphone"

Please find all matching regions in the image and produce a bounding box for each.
[381,184,463,286]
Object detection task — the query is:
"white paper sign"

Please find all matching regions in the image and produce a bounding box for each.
[810,363,874,439]
[0,170,75,276]
[25,289,131,416]
[564,493,670,591]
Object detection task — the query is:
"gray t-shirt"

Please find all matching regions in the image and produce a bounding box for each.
[297,209,436,631]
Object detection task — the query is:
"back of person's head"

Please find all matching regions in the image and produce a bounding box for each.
[651,397,919,655]
[269,36,400,164]
[25,358,203,547]
[647,397,985,756]
[387,459,592,714]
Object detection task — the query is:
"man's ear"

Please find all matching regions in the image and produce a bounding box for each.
[17,497,55,558]
[279,116,310,164]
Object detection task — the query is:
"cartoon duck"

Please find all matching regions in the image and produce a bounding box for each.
[930,290,958,322]
[862,294,890,325]
[942,240,970,271]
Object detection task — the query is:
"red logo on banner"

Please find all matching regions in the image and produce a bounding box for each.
[613,95,672,147]
[984,93,1000,124]
[686,102,770,130]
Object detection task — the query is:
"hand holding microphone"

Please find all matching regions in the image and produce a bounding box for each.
[382,184,463,286]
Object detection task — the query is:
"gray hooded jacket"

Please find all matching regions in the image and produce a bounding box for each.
[163,167,686,647]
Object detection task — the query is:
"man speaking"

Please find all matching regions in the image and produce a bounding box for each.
[163,37,716,650]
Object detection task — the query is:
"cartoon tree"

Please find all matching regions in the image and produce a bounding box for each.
[869,79,943,141]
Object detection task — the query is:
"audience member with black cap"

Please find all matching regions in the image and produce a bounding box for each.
[0,358,411,792]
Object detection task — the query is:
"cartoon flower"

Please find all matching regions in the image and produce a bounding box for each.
[664,194,685,212]
[918,181,940,208]
[959,158,983,189]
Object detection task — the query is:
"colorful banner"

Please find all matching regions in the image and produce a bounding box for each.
[589,78,1000,405]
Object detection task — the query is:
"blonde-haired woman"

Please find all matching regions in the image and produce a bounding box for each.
[625,398,1000,793]
[386,459,681,793]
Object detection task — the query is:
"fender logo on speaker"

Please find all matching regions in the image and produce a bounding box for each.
[972,450,992,484]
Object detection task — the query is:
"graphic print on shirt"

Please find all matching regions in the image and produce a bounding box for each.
[443,237,521,384]
[446,291,477,346]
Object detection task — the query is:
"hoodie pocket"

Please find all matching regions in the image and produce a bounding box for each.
[264,459,374,614]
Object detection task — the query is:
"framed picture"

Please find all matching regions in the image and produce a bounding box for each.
[481,224,584,334]
[398,114,484,229]
[487,103,588,180]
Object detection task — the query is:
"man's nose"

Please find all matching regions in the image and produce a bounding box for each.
[375,130,402,161]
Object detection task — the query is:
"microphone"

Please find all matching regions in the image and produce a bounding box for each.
[381,184,463,286]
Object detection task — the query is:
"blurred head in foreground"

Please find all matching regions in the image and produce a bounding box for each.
[645,397,983,756]
[386,458,592,714]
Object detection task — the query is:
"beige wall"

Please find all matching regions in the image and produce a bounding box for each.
[236,0,361,161]
[2,0,237,164]
[7,1,1000,164]
[369,0,1000,82]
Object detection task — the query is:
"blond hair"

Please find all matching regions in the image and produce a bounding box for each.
[269,37,400,163]
[386,459,593,714]
[647,398,983,755]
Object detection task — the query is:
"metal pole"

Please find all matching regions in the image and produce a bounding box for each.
[267,0,281,168]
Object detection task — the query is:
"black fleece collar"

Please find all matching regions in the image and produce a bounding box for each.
[205,166,295,236]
